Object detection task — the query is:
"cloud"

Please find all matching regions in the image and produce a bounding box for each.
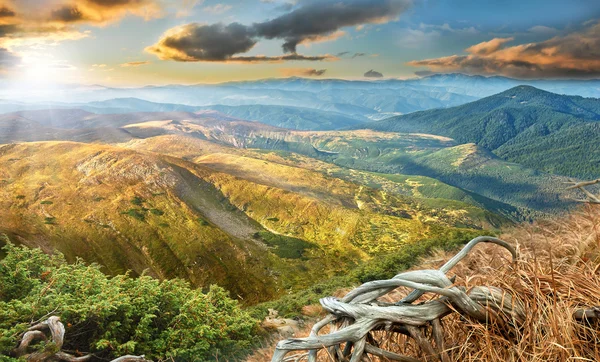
[147,0,411,63]
[336,51,368,58]
[407,22,600,78]
[0,47,20,69]
[0,6,15,17]
[364,69,383,77]
[465,37,513,55]
[254,0,410,53]
[120,60,150,67]
[202,3,231,14]
[280,67,326,76]
[146,22,339,62]
[528,25,558,34]
[414,70,434,77]
[146,23,257,61]
[0,0,165,56]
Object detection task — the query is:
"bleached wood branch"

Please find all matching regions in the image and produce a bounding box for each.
[565,179,600,204]
[271,236,523,362]
[15,316,151,362]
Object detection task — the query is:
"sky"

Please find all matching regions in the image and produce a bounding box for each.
[1,0,600,86]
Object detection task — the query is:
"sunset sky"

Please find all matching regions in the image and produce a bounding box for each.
[2,0,600,86]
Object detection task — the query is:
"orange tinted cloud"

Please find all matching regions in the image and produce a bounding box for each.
[408,23,600,78]
[121,60,151,67]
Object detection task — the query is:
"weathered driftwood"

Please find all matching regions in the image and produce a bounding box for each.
[566,178,600,204]
[271,236,525,362]
[13,316,151,362]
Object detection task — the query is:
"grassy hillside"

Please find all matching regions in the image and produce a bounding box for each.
[360,86,600,179]
[0,140,506,305]
[1,104,582,216]
[122,121,576,216]
[0,142,284,303]
[124,135,511,229]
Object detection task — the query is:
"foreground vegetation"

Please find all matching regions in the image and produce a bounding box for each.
[0,226,490,361]
[252,204,600,361]
[0,236,258,361]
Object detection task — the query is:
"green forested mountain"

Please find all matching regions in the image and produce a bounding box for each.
[359,86,600,179]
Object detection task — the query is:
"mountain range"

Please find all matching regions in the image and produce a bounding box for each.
[358,86,600,179]
[1,77,599,306]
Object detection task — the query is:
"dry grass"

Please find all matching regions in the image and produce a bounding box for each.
[249,205,600,362]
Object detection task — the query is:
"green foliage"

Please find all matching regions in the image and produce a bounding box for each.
[0,241,258,361]
[40,200,53,205]
[255,231,316,259]
[44,217,57,225]
[121,209,145,221]
[15,195,25,200]
[150,208,164,216]
[130,196,144,206]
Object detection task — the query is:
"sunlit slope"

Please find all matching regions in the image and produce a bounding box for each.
[123,121,573,215]
[0,141,507,304]
[123,135,511,229]
[0,141,281,303]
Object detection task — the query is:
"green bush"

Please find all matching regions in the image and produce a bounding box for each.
[40,200,53,205]
[150,209,164,216]
[0,239,258,361]
[121,209,146,221]
[255,231,316,259]
[44,217,57,225]
[130,196,144,206]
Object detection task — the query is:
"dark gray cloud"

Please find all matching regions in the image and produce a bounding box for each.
[51,6,85,22]
[414,70,435,77]
[0,7,15,17]
[364,69,383,77]
[147,23,258,62]
[254,0,410,53]
[280,67,327,76]
[148,0,409,63]
[336,51,367,58]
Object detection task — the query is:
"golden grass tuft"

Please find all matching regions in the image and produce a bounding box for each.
[250,205,600,361]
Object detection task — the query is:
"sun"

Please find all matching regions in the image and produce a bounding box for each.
[15,50,80,88]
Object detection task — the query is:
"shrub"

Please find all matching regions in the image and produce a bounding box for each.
[121,209,146,222]
[130,196,144,206]
[40,200,53,205]
[44,217,57,225]
[0,240,258,361]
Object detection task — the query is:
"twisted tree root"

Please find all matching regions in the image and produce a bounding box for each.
[14,316,151,362]
[271,236,524,362]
